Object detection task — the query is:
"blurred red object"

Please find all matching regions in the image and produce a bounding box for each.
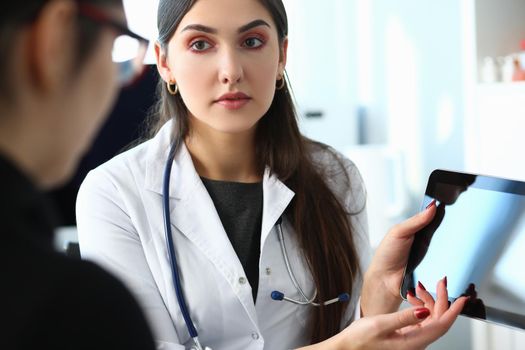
[513,57,525,81]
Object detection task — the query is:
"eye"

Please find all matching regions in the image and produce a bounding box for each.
[190,40,213,52]
[243,37,264,49]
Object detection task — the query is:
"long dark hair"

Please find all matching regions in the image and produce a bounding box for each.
[0,0,123,102]
[152,0,361,343]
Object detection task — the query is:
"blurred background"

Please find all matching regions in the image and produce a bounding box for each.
[49,0,525,348]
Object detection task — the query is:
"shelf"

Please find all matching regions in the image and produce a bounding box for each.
[474,0,525,84]
[476,81,525,91]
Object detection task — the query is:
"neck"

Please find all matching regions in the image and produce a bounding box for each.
[185,122,262,183]
[0,122,37,185]
[0,109,62,189]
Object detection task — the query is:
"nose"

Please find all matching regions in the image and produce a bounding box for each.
[218,47,243,85]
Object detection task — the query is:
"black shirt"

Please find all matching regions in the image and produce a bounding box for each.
[0,154,156,349]
[201,177,263,302]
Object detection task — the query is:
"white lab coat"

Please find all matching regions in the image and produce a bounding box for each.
[76,120,370,350]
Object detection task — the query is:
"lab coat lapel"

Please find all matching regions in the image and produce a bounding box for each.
[159,147,296,259]
[260,168,295,250]
[144,121,295,232]
[168,145,239,272]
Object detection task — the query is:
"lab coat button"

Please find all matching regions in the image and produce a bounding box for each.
[251,332,260,340]
[265,267,271,275]
[238,277,247,285]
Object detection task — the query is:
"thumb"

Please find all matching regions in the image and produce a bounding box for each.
[376,307,430,335]
[390,202,436,239]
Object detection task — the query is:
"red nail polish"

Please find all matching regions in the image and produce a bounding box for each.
[418,281,426,291]
[415,307,430,320]
[426,199,436,209]
[407,290,415,298]
[444,276,448,287]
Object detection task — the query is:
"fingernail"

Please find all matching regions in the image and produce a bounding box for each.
[418,281,426,291]
[426,199,437,209]
[444,276,447,287]
[407,289,415,298]
[415,307,430,320]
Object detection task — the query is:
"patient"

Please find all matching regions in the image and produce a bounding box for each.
[0,0,155,349]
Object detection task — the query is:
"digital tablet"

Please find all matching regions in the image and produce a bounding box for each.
[401,169,525,330]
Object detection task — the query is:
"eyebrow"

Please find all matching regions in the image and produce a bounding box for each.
[181,19,271,34]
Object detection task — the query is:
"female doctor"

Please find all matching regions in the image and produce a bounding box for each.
[76,0,468,349]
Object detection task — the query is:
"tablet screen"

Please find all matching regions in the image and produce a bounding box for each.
[401,170,525,329]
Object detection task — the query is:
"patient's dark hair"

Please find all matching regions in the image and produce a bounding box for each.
[0,0,122,102]
[151,0,363,343]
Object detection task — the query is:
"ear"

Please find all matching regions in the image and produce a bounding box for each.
[28,0,76,93]
[155,41,174,84]
[277,37,288,77]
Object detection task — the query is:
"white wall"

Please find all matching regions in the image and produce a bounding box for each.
[285,0,360,151]
[366,0,466,196]
[287,0,467,197]
[122,0,159,64]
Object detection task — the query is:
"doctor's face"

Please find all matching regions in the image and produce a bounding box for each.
[157,0,287,136]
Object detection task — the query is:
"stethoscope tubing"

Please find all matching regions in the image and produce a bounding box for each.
[162,142,200,340]
[274,217,350,306]
[275,217,310,301]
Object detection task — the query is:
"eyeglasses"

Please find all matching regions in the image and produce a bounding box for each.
[78,3,150,86]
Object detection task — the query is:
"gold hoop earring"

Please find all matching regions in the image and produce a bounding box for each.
[167,81,178,95]
[276,76,285,90]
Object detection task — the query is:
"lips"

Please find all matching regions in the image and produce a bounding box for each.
[215,92,251,110]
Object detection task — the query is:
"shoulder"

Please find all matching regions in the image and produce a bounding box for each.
[79,120,172,195]
[52,257,155,343]
[52,254,132,295]
[42,254,140,310]
[85,139,151,186]
[306,140,366,213]
[11,252,155,349]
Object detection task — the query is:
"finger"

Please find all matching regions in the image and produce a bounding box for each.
[416,281,435,310]
[435,276,449,317]
[440,296,469,325]
[376,307,431,335]
[407,289,424,307]
[396,296,469,349]
[389,202,437,239]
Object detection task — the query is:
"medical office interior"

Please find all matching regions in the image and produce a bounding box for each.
[47,0,525,349]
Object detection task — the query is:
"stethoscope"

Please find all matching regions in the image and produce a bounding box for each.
[162,141,349,350]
